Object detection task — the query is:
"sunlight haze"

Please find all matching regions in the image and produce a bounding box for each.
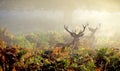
[0,0,120,37]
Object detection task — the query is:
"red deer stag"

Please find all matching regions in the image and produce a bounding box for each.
[87,24,101,48]
[55,24,88,50]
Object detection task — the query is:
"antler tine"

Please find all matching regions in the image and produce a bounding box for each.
[64,25,68,29]
[64,25,68,31]
[64,25,72,34]
[82,24,88,32]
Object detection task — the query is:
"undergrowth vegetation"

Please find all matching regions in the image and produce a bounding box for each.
[0,28,120,71]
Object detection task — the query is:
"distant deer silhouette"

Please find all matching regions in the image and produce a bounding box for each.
[87,24,101,48]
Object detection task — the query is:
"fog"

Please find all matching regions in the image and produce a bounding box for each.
[0,0,120,38]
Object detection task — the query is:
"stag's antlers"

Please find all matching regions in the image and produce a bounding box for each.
[88,24,101,33]
[78,24,89,36]
[64,24,88,37]
[64,25,76,37]
[64,25,72,34]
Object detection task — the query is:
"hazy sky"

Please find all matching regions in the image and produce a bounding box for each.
[0,0,120,37]
[0,0,120,11]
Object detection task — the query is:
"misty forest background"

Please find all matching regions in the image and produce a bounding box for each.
[0,0,120,35]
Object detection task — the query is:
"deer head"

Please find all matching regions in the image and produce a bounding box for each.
[88,24,101,35]
[64,24,88,38]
